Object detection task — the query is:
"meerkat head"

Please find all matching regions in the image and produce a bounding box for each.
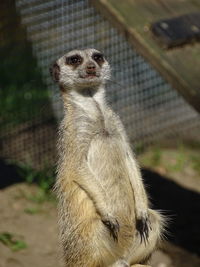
[50,48,110,92]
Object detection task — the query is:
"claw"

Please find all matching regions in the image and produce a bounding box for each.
[102,218,120,242]
[136,215,151,245]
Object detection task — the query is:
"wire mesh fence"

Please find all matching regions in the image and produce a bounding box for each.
[1,0,200,169]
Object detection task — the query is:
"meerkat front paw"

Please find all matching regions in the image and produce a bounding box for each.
[136,211,151,244]
[102,215,120,241]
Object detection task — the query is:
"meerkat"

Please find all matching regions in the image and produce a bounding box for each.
[50,48,164,267]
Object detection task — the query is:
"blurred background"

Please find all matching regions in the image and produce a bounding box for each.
[0,0,200,266]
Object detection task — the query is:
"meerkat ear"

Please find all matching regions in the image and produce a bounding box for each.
[49,63,60,83]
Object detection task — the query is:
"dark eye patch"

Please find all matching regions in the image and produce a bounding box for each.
[92,53,104,65]
[66,54,83,66]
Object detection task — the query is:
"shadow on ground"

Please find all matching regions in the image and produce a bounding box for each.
[0,159,23,189]
[142,168,200,256]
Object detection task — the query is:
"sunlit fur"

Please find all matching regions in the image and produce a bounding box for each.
[52,49,165,267]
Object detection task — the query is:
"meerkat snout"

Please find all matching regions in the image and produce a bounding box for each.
[86,62,96,76]
[50,48,111,91]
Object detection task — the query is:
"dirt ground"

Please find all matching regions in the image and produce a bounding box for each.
[0,145,200,267]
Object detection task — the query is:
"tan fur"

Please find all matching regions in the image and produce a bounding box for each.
[51,49,164,267]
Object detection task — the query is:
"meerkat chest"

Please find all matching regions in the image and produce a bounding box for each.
[87,135,132,188]
[73,94,116,136]
[87,135,135,215]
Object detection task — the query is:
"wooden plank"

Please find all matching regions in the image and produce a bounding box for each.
[91,0,200,113]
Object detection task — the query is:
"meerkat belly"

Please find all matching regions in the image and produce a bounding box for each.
[87,136,135,217]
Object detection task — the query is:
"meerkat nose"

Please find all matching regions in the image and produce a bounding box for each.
[86,62,96,74]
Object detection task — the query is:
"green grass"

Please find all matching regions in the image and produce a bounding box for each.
[0,232,27,251]
[140,146,162,167]
[16,163,55,192]
[150,147,162,167]
[26,188,55,204]
[24,207,40,214]
[14,162,56,204]
[140,143,200,179]
[191,154,200,175]
[166,146,187,172]
[0,41,51,128]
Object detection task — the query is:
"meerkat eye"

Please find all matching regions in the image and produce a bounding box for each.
[92,53,104,63]
[66,55,82,65]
